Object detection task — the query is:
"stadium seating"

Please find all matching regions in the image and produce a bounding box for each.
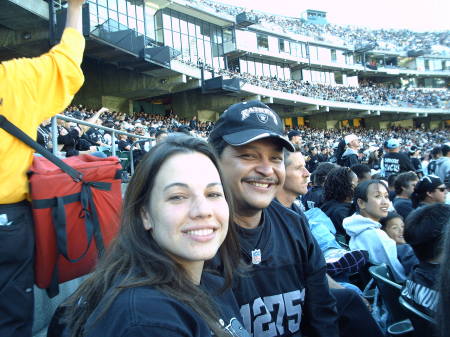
[369,265,414,335]
[398,296,437,337]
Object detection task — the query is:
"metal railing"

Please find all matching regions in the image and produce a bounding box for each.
[51,114,153,158]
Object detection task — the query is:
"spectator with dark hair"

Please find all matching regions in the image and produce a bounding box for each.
[208,100,339,337]
[408,146,424,178]
[427,146,442,176]
[401,204,450,317]
[380,212,406,244]
[387,173,398,201]
[307,146,320,173]
[368,148,381,170]
[37,118,53,150]
[380,212,418,276]
[411,175,447,208]
[58,135,246,337]
[393,171,419,219]
[82,107,109,148]
[117,133,132,151]
[343,180,406,282]
[321,167,358,237]
[188,115,198,131]
[318,146,330,162]
[435,144,450,184]
[351,164,371,183]
[287,129,302,146]
[58,121,83,156]
[303,162,337,211]
[340,134,360,168]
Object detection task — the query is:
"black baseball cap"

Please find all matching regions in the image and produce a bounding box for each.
[415,175,445,195]
[288,130,301,140]
[209,100,295,151]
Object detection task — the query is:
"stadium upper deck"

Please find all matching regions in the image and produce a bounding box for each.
[190,0,450,56]
[1,0,449,129]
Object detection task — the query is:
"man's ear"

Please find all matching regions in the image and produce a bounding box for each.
[141,209,152,231]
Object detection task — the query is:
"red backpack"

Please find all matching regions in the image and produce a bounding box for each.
[30,155,122,294]
[0,115,122,296]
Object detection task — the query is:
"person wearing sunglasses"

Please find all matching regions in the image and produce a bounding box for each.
[411,175,447,209]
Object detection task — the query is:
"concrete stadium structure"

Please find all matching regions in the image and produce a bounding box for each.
[1,0,449,129]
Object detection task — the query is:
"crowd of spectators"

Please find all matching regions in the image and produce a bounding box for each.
[173,2,450,111]
[35,103,450,336]
[173,57,450,109]
[213,68,450,109]
[190,0,450,55]
[39,105,449,173]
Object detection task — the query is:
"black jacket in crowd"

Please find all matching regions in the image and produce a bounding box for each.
[301,186,325,211]
[401,262,439,316]
[320,200,353,237]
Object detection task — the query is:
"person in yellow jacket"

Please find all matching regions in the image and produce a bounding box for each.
[0,1,85,336]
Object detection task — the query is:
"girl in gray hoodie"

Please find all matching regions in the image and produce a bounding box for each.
[343,180,406,282]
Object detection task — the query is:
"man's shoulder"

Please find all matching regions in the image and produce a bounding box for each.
[393,197,412,206]
[267,200,310,235]
[384,152,399,158]
[268,200,305,221]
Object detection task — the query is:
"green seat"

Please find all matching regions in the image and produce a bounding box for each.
[118,151,131,172]
[399,296,436,337]
[102,149,112,157]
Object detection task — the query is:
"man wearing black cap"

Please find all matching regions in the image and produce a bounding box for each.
[411,175,447,208]
[209,100,338,337]
[287,130,302,146]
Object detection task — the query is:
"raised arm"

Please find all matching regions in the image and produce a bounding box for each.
[66,0,84,33]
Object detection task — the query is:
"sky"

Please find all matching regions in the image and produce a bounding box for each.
[217,0,450,32]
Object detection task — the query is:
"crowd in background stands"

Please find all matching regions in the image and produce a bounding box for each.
[213,68,450,108]
[37,105,450,171]
[190,0,450,55]
[174,57,450,108]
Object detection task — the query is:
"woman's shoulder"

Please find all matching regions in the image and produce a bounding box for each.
[85,286,210,337]
[116,286,202,318]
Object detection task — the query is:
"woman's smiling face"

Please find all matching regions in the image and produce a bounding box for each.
[359,183,390,222]
[143,152,229,280]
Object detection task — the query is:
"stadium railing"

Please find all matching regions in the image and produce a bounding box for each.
[51,114,152,158]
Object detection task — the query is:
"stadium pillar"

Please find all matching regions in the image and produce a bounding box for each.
[326,120,338,129]
[0,27,48,53]
[364,118,382,129]
[171,90,242,120]
[308,115,327,129]
[101,96,132,114]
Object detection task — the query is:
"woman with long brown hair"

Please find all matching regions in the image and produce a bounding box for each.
[56,135,248,337]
